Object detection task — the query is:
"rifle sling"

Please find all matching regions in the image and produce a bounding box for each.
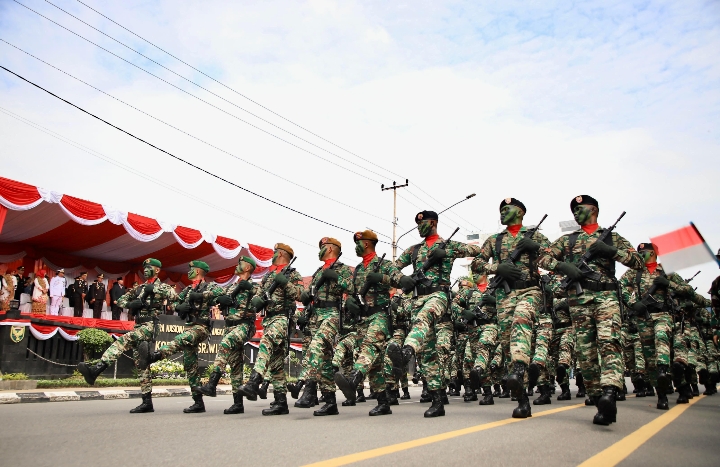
[568,229,616,276]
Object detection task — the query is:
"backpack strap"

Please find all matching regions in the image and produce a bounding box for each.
[494,232,507,262]
[410,243,423,272]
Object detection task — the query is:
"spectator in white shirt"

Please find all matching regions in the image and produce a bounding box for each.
[49,269,67,316]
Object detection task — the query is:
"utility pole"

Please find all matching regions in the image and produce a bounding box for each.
[381,179,409,261]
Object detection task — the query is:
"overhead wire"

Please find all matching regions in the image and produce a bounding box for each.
[0,38,390,225]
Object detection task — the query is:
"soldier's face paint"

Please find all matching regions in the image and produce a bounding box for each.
[143,266,154,279]
[187,267,198,280]
[640,250,655,263]
[500,206,522,226]
[318,246,328,261]
[355,240,364,256]
[417,220,433,237]
[573,206,593,225]
[271,250,280,264]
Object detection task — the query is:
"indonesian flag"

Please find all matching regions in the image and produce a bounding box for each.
[650,223,719,273]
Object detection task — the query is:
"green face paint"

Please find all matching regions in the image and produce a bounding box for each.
[143,266,154,279]
[573,206,593,225]
[355,241,364,256]
[318,246,328,261]
[187,268,198,280]
[417,220,433,237]
[500,206,522,226]
[641,250,654,263]
[271,251,280,264]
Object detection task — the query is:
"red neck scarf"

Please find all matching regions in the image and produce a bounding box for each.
[507,224,522,237]
[192,278,204,288]
[478,283,488,292]
[145,277,157,284]
[425,234,439,247]
[581,223,599,235]
[646,262,658,274]
[362,252,377,268]
[269,264,287,273]
[322,258,336,270]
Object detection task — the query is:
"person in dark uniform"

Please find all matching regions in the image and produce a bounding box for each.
[13,266,25,300]
[88,273,107,319]
[73,272,88,317]
[109,277,126,320]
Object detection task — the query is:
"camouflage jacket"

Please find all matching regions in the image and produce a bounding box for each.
[299,261,354,319]
[619,264,692,312]
[259,267,304,318]
[222,280,262,322]
[350,254,404,309]
[537,227,643,305]
[396,238,481,289]
[171,280,224,322]
[117,279,178,321]
[710,275,720,316]
[471,227,551,301]
[451,286,496,322]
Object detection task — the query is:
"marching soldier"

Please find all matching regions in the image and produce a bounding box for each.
[538,195,643,426]
[196,256,262,414]
[448,279,473,397]
[237,243,304,415]
[138,260,224,413]
[470,198,550,419]
[78,258,177,413]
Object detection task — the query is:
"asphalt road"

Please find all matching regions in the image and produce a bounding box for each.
[2,382,718,467]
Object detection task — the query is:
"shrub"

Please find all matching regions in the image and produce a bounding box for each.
[1,373,29,380]
[77,328,113,361]
[150,360,186,379]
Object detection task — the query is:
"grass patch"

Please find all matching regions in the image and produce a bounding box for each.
[36,378,189,389]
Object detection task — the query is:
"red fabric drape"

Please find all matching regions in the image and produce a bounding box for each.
[0,205,7,235]
[126,212,162,235]
[216,236,240,250]
[60,195,106,220]
[248,243,274,260]
[0,177,41,205]
[174,226,203,245]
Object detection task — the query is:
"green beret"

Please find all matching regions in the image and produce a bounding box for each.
[189,260,210,273]
[238,256,256,270]
[143,258,162,268]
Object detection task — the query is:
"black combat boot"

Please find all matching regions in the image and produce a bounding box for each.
[183,393,205,413]
[314,392,339,416]
[342,397,356,407]
[698,368,709,386]
[448,377,461,396]
[367,390,378,400]
[356,387,367,402]
[632,374,646,397]
[492,384,501,397]
[420,380,432,403]
[442,388,450,404]
[512,391,532,419]
[463,380,477,402]
[78,360,108,386]
[387,385,399,406]
[528,362,540,391]
[499,383,510,398]
[295,380,318,408]
[549,375,556,394]
[593,386,617,425]
[657,364,671,394]
[387,343,415,381]
[469,366,483,392]
[238,371,263,401]
[318,392,328,403]
[224,392,244,414]
[129,392,154,413]
[369,390,392,416]
[676,384,691,404]
[616,383,626,402]
[506,362,527,398]
[644,386,655,397]
[585,395,597,406]
[479,386,494,405]
[334,369,363,402]
[691,384,700,398]
[557,383,571,401]
[656,388,669,410]
[671,362,686,401]
[197,370,222,397]
[288,379,305,399]
[576,372,586,398]
[685,366,696,398]
[533,385,552,405]
[401,387,411,399]
[137,341,162,370]
[263,392,289,415]
[424,390,445,418]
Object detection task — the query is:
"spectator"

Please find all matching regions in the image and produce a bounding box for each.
[109,277,126,320]
[12,266,24,300]
[32,270,49,315]
[73,272,88,317]
[0,264,15,311]
[87,273,106,319]
[48,268,67,316]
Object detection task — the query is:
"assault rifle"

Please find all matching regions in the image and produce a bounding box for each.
[560,211,626,295]
[301,253,342,334]
[411,228,460,298]
[540,274,557,324]
[685,271,701,283]
[488,214,548,295]
[260,257,297,317]
[129,282,155,320]
[357,253,386,310]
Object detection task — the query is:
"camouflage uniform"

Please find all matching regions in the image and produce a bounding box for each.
[158,280,224,388]
[385,295,411,390]
[550,298,575,386]
[436,320,454,388]
[297,312,318,381]
[396,238,481,391]
[471,226,550,381]
[209,280,262,393]
[450,286,498,385]
[102,280,177,394]
[538,227,643,396]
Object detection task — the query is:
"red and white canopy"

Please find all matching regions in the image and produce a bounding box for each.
[0,176,273,284]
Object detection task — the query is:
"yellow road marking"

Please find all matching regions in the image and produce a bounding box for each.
[302,403,585,467]
[578,395,704,467]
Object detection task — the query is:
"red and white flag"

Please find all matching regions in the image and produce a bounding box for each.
[650,223,719,273]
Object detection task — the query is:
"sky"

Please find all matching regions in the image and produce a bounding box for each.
[1,0,719,292]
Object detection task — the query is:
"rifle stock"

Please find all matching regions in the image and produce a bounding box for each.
[411,228,460,297]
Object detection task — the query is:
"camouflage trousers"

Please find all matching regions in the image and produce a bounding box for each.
[436,321,453,387]
[620,322,645,377]
[384,327,409,389]
[157,324,210,388]
[451,331,469,379]
[403,292,449,391]
[254,315,289,393]
[550,322,574,385]
[304,309,339,392]
[353,312,389,393]
[333,331,365,391]
[298,312,319,381]
[494,301,514,378]
[533,311,554,385]
[636,312,672,388]
[100,322,154,394]
[488,344,505,385]
[468,323,499,386]
[210,321,254,393]
[497,288,542,380]
[570,295,624,395]
[703,336,720,376]
[690,326,705,374]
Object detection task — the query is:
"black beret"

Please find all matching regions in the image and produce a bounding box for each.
[637,243,657,252]
[415,210,439,224]
[499,198,526,213]
[570,195,599,211]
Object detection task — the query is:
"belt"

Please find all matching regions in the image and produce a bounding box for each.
[508,279,539,290]
[361,305,388,317]
[415,285,447,297]
[313,300,340,309]
[555,321,572,330]
[579,279,617,292]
